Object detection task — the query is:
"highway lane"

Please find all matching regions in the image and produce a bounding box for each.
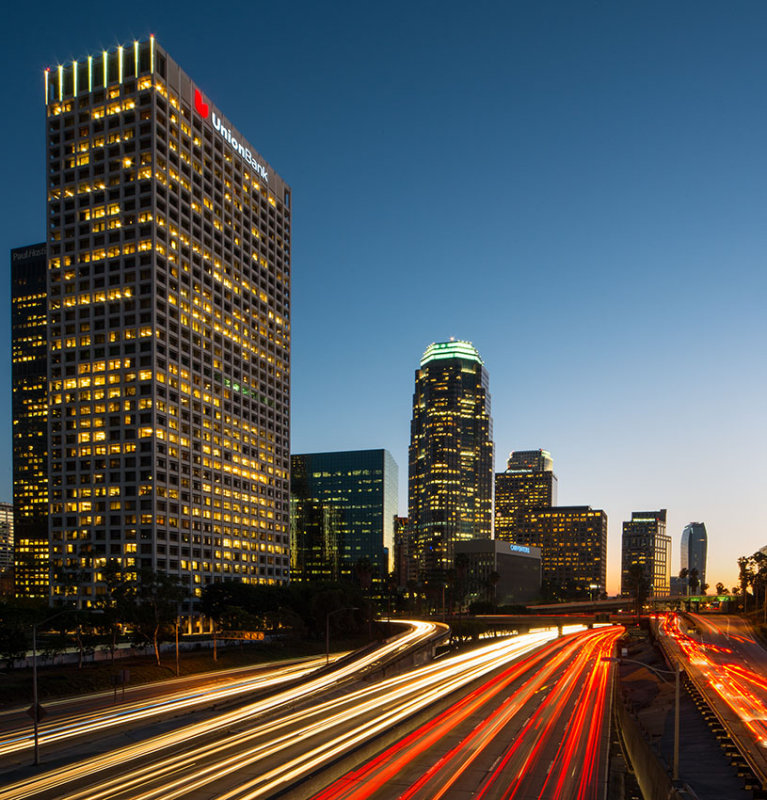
[0,623,562,800]
[0,619,441,771]
[306,625,621,800]
[0,656,329,762]
[657,612,767,787]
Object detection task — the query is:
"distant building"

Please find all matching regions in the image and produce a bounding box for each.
[290,450,397,585]
[506,450,553,473]
[455,539,541,607]
[0,503,14,576]
[669,575,687,596]
[408,340,493,580]
[681,522,707,591]
[495,449,557,542]
[621,510,671,597]
[393,516,412,589]
[11,244,49,600]
[515,506,607,600]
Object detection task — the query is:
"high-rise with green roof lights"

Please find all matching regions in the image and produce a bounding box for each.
[408,340,493,580]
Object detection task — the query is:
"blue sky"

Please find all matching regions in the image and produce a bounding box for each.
[1,1,765,593]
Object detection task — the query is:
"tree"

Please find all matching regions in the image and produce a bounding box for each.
[625,564,648,619]
[688,568,700,596]
[94,560,134,663]
[738,556,754,612]
[0,622,27,668]
[452,553,470,612]
[678,568,689,596]
[486,571,501,608]
[132,569,186,666]
[715,582,726,595]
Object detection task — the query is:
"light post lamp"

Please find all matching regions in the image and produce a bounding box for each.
[325,607,358,665]
[603,656,682,782]
[31,607,74,766]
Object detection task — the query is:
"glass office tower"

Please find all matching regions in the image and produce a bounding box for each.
[408,340,493,579]
[11,244,50,598]
[681,522,707,590]
[495,449,557,543]
[621,510,671,597]
[290,450,397,583]
[40,38,290,606]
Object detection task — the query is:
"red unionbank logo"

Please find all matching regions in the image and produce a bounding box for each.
[194,89,209,118]
[192,86,269,182]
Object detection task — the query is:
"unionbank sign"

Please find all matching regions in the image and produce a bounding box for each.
[194,89,269,182]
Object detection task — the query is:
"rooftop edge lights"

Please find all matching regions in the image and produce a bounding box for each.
[420,340,483,367]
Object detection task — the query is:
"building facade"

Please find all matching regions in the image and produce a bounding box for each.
[454,539,541,607]
[0,503,14,578]
[495,449,557,543]
[11,244,50,598]
[393,516,412,589]
[38,38,290,606]
[621,510,671,598]
[681,522,707,591]
[290,450,397,585]
[408,340,493,580]
[515,506,607,600]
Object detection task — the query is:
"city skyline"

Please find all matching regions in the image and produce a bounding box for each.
[1,2,766,595]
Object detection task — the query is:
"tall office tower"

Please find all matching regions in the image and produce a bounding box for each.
[408,340,493,579]
[495,449,557,543]
[42,38,291,607]
[290,450,397,584]
[681,522,708,590]
[0,503,14,577]
[11,244,50,599]
[620,510,671,597]
[516,506,607,600]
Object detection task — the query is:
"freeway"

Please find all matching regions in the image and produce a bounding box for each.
[0,656,327,762]
[305,625,622,800]
[0,623,568,800]
[656,612,767,788]
[0,619,441,772]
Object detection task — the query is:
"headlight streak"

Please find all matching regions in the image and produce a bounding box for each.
[471,627,621,800]
[0,659,325,756]
[0,625,563,800]
[307,627,621,800]
[0,620,440,800]
[661,614,767,751]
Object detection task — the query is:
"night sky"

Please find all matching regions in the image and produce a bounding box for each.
[2,1,765,593]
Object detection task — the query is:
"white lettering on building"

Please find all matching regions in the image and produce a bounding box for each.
[211,112,269,182]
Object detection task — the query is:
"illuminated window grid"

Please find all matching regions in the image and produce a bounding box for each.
[11,245,50,598]
[408,343,493,578]
[43,39,291,607]
[619,511,670,598]
[515,506,607,599]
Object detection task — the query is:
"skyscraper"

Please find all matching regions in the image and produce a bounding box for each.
[495,449,557,543]
[11,244,49,598]
[621,510,671,597]
[290,450,397,584]
[408,340,493,579]
[36,38,291,606]
[515,506,607,600]
[681,522,707,591]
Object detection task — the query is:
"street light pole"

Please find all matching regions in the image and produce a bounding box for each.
[31,607,72,766]
[32,622,39,767]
